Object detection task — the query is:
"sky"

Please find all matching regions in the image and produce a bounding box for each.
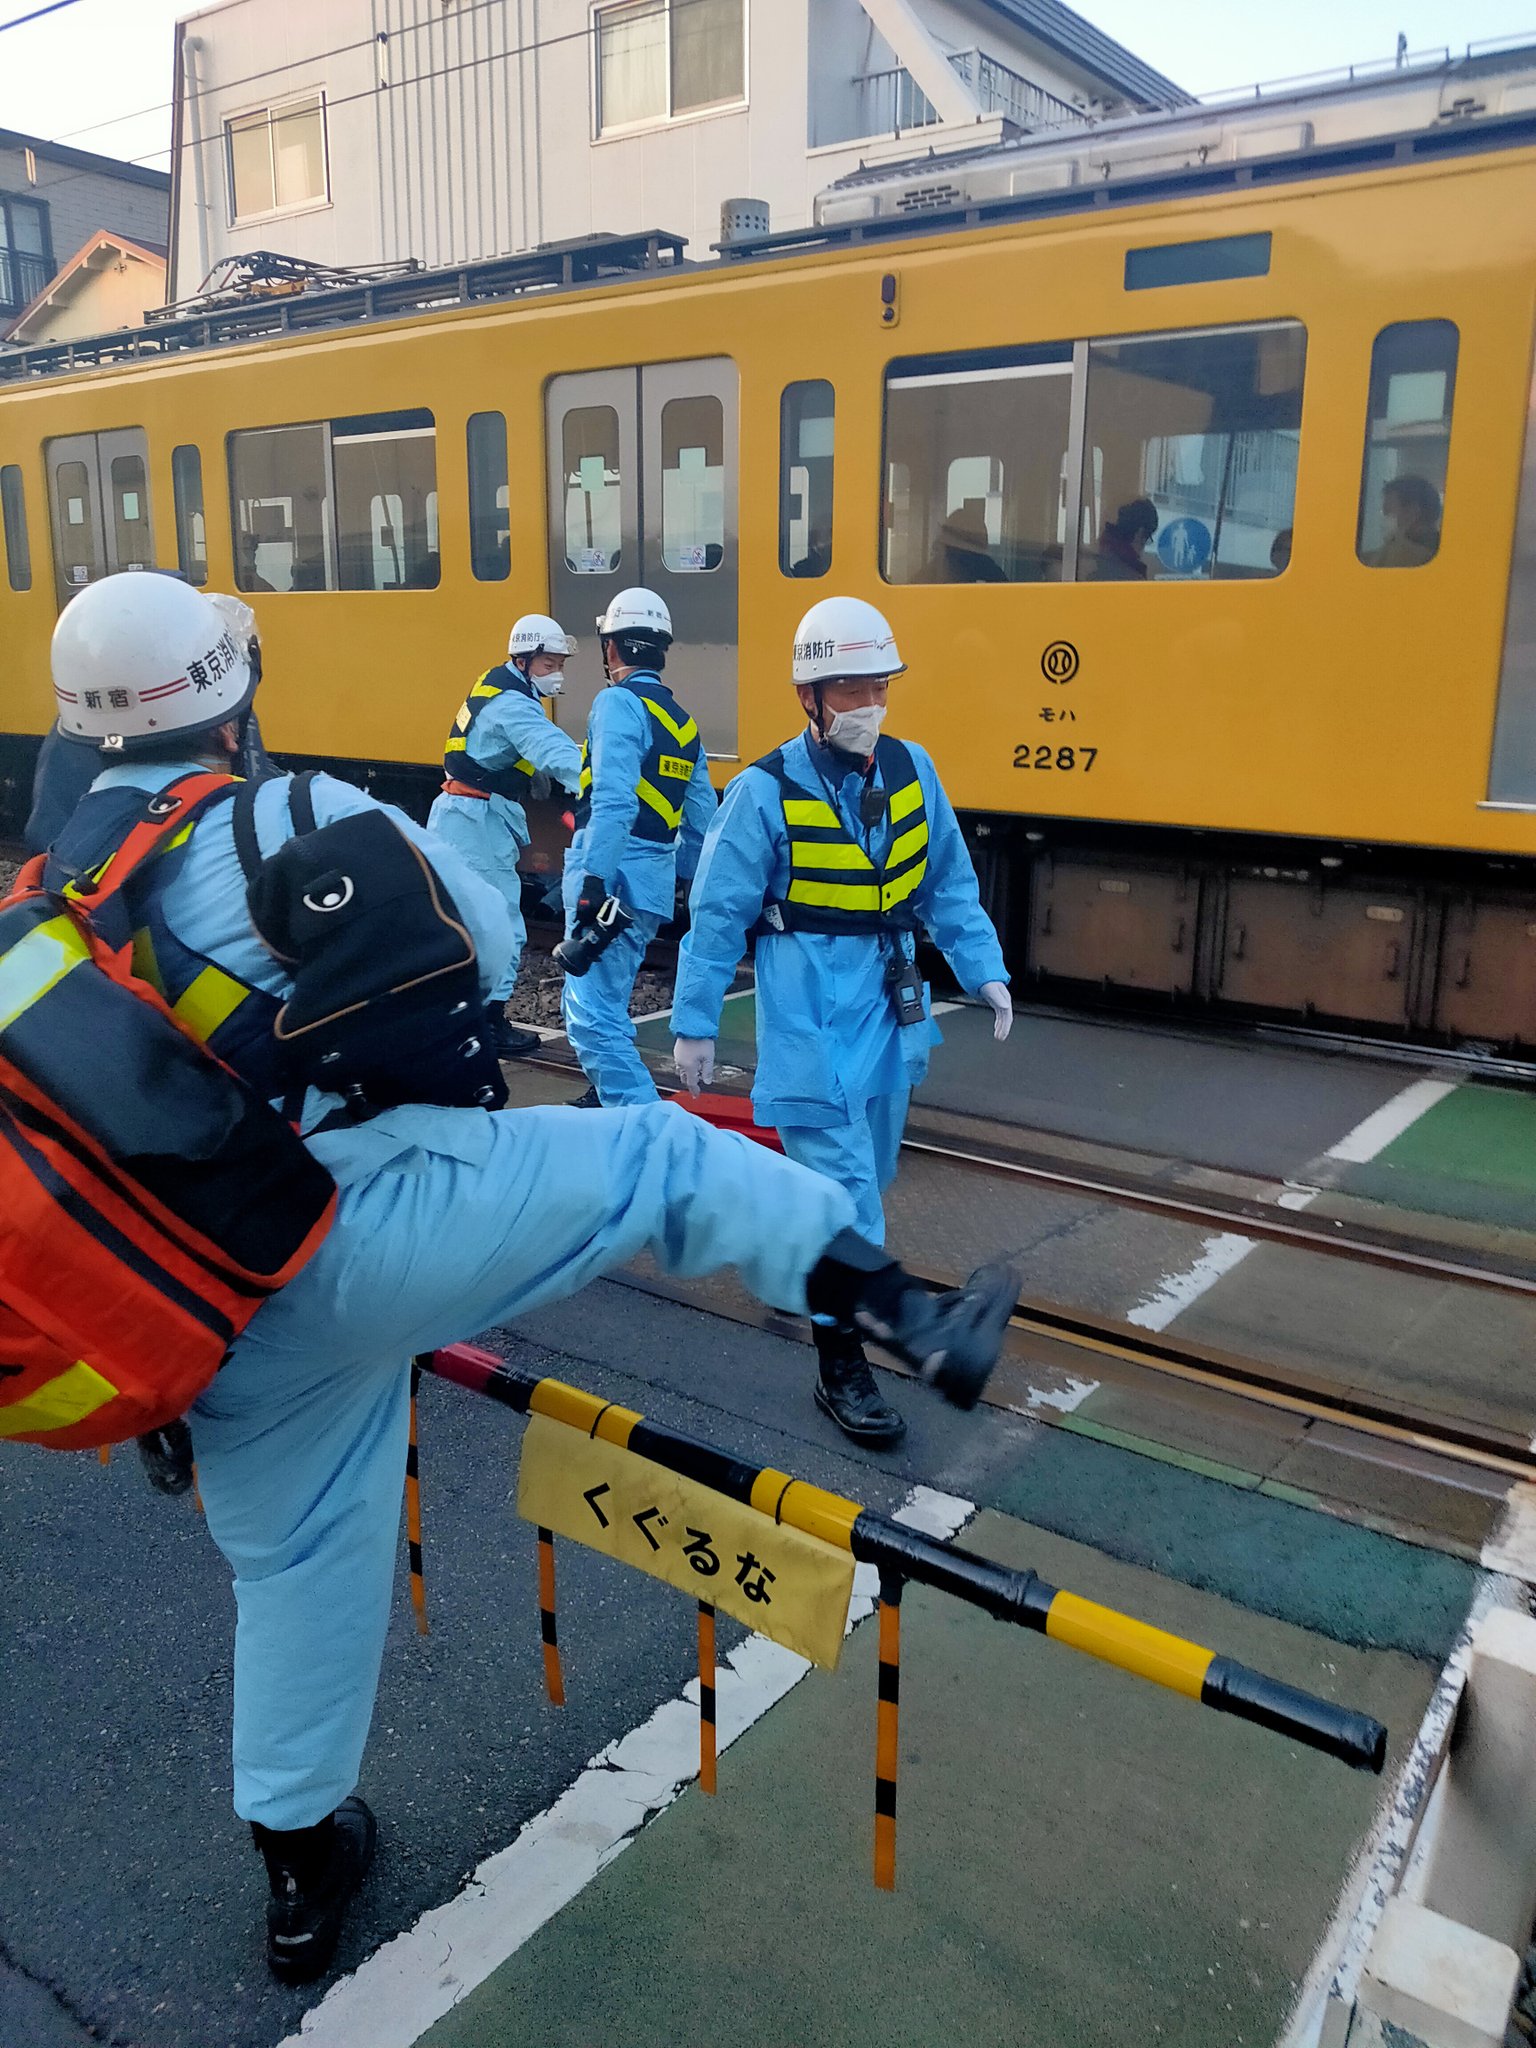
[1,0,1536,173]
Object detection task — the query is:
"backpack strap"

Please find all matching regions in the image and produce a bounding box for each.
[231,770,321,886]
[70,774,240,914]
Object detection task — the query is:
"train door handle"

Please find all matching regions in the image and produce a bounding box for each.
[1455,951,1472,990]
[1231,924,1247,960]
[1384,942,1402,981]
[1040,906,1054,937]
[1171,917,1186,954]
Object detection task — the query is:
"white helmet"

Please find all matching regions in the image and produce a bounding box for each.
[791,596,906,686]
[508,613,577,663]
[595,587,672,643]
[51,572,258,753]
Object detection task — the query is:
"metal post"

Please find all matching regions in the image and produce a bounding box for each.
[875,1573,903,1890]
[698,1602,717,1794]
[406,1366,428,1637]
[538,1527,565,1706]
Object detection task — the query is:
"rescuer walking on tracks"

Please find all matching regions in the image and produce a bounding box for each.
[670,596,1013,1447]
[20,570,1016,1987]
[560,587,717,1104]
[429,612,585,1060]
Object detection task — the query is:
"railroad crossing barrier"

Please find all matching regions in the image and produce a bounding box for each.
[418,1341,1388,1889]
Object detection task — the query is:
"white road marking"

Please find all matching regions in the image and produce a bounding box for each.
[1480,1480,1536,1580]
[1276,1574,1523,2048]
[1322,1078,1457,1165]
[278,1485,974,2048]
[1121,1079,1456,1333]
[1017,1373,1100,1416]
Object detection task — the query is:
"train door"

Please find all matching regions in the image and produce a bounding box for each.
[546,359,738,756]
[44,428,155,608]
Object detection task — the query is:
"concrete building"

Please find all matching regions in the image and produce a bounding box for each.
[0,130,170,340]
[167,0,1186,294]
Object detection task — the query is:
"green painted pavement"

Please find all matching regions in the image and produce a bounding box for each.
[994,1423,1474,1662]
[1335,1083,1536,1227]
[420,1510,1438,2048]
[635,986,756,1059]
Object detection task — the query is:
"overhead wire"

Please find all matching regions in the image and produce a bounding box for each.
[0,0,86,33]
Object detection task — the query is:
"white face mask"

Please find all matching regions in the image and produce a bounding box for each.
[822,703,886,758]
[532,671,564,699]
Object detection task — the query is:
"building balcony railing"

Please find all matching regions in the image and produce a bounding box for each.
[0,250,51,314]
[851,47,1090,140]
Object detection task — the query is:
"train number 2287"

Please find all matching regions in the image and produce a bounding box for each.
[1013,744,1098,772]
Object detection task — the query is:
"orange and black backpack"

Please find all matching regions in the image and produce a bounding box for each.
[0,772,337,1451]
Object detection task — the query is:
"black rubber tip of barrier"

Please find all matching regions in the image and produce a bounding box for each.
[1202,1656,1387,1773]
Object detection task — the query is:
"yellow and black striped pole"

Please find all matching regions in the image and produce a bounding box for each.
[698,1602,717,1794]
[98,1445,111,1466]
[423,1344,1387,1776]
[406,1365,429,1637]
[538,1526,565,1706]
[874,1573,902,1890]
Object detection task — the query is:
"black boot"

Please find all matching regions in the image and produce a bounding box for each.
[812,1321,907,1447]
[807,1231,1018,1411]
[252,1796,377,1985]
[484,1002,541,1061]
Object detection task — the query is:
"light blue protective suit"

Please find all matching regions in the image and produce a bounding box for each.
[671,729,1007,1243]
[562,673,717,1104]
[427,677,583,1002]
[94,758,855,1830]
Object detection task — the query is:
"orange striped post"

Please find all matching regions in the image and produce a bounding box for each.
[698,1602,717,1794]
[405,1367,428,1636]
[874,1573,903,1891]
[97,1445,111,1466]
[538,1527,566,1705]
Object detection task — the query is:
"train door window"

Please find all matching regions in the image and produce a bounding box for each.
[45,443,104,604]
[780,379,834,578]
[1356,321,1457,568]
[171,445,208,585]
[108,452,151,571]
[882,344,1073,583]
[332,411,439,590]
[1,464,31,591]
[467,410,510,580]
[229,424,331,591]
[1079,320,1306,581]
[562,407,623,572]
[660,395,724,571]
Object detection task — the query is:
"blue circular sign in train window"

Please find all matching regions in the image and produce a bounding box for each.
[1156,517,1212,576]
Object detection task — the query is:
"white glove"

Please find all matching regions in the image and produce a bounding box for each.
[672,1036,716,1096]
[979,981,1013,1043]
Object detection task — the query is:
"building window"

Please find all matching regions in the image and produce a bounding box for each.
[883,346,1074,584]
[172,446,208,586]
[227,94,328,221]
[595,0,745,134]
[1356,321,1457,569]
[1080,321,1306,582]
[780,381,834,578]
[1,465,31,591]
[466,412,511,582]
[0,195,51,313]
[229,410,439,592]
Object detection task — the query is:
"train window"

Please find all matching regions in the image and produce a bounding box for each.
[1,464,31,591]
[172,445,208,586]
[54,457,101,590]
[332,411,439,590]
[882,344,1073,583]
[108,453,151,571]
[467,411,510,581]
[660,395,724,572]
[229,411,439,591]
[1356,321,1457,569]
[1079,320,1306,581]
[1488,347,1536,803]
[780,380,834,578]
[562,406,623,572]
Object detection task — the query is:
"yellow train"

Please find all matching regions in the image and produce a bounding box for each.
[5,81,1536,1048]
